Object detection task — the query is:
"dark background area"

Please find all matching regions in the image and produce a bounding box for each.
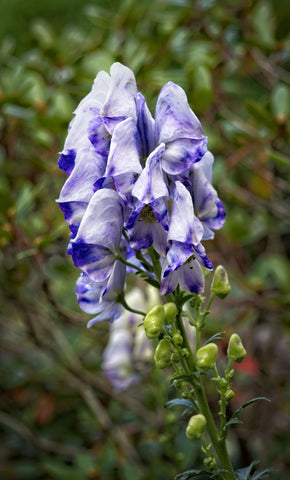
[0,0,289,479]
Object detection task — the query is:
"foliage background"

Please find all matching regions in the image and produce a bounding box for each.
[0,0,289,479]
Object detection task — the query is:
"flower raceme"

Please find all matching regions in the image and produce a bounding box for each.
[57,62,225,325]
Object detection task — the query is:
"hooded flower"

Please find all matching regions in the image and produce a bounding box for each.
[70,189,125,283]
[160,182,213,295]
[102,287,153,391]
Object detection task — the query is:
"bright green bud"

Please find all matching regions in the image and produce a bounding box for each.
[186,414,206,439]
[144,305,165,339]
[163,302,178,324]
[196,343,218,370]
[154,338,171,369]
[173,331,183,346]
[227,334,247,363]
[225,389,235,401]
[211,265,231,299]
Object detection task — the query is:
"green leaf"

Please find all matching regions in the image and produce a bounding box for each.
[224,397,270,433]
[204,331,225,345]
[235,460,271,480]
[175,468,228,479]
[165,398,194,409]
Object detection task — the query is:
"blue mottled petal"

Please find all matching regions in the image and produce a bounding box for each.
[132,143,168,204]
[73,189,124,251]
[106,118,142,177]
[156,82,206,144]
[75,273,103,314]
[75,70,111,113]
[161,137,207,175]
[126,203,168,255]
[101,63,137,135]
[71,243,116,282]
[136,92,156,157]
[160,267,179,296]
[193,243,213,270]
[101,260,126,301]
[58,201,87,238]
[164,241,193,273]
[191,152,226,238]
[168,181,204,245]
[178,258,205,294]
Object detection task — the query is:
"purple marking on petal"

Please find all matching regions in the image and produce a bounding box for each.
[101,63,137,135]
[161,138,207,175]
[168,181,204,245]
[132,143,168,204]
[156,82,205,144]
[136,92,156,157]
[179,259,204,294]
[58,149,76,175]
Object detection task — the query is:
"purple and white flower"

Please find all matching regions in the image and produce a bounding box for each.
[57,62,225,323]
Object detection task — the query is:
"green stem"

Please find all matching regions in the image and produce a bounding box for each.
[194,381,236,480]
[176,310,235,479]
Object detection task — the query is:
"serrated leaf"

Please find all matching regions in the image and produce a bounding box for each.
[165,398,194,409]
[204,332,225,345]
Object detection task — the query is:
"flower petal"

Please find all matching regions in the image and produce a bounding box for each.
[156,82,205,144]
[178,258,204,294]
[136,92,156,157]
[132,143,169,204]
[161,137,207,175]
[73,189,124,251]
[106,118,142,177]
[101,63,137,135]
[168,181,204,245]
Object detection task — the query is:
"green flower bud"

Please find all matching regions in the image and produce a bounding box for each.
[154,338,171,369]
[163,302,178,324]
[186,414,206,439]
[227,334,247,363]
[225,389,235,401]
[144,305,165,339]
[173,331,183,346]
[211,265,231,299]
[196,343,218,370]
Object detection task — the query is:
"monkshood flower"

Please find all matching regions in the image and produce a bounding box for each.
[70,188,125,284]
[102,287,153,391]
[57,63,138,236]
[75,270,123,327]
[57,61,225,321]
[160,181,212,295]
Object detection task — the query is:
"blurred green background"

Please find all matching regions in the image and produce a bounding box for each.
[0,0,289,479]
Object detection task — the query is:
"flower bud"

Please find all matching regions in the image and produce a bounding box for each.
[225,389,235,401]
[144,305,165,339]
[227,334,246,363]
[173,331,183,346]
[211,265,231,299]
[163,302,178,324]
[186,414,206,439]
[196,343,218,370]
[154,338,171,369]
